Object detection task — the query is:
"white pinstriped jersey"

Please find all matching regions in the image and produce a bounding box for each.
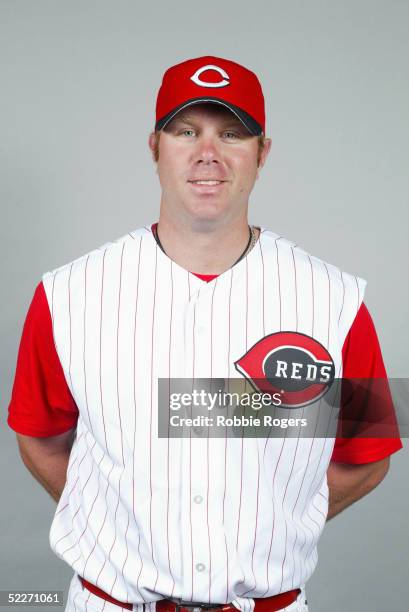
[42,226,365,609]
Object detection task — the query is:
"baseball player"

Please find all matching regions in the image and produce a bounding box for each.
[8,56,402,612]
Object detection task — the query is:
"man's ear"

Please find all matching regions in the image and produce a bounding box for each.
[148,132,157,161]
[256,137,272,179]
[259,138,272,169]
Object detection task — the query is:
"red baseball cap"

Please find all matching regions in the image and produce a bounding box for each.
[155,56,265,135]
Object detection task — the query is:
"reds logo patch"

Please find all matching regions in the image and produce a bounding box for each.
[235,332,335,408]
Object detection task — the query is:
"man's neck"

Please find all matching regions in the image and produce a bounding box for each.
[155,215,257,275]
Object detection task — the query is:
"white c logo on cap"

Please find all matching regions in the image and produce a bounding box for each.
[190,64,230,88]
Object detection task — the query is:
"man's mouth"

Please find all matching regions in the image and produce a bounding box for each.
[188,180,226,185]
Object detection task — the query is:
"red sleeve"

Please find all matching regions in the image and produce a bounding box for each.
[7,282,79,437]
[331,302,403,464]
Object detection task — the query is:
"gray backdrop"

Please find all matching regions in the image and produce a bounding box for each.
[1,1,408,611]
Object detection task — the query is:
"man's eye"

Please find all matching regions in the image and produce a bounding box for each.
[180,129,195,136]
[223,132,239,139]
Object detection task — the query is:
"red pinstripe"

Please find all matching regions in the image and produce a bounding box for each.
[223,268,234,602]
[338,270,345,326]
[149,246,160,590]
[207,279,218,602]
[166,260,176,597]
[108,241,128,596]
[99,250,108,451]
[83,255,93,435]
[324,264,331,348]
[235,260,248,553]
[240,439,261,597]
[259,238,265,336]
[129,235,145,601]
[189,298,196,600]
[291,247,298,330]
[263,239,282,462]
[275,238,282,330]
[116,242,126,467]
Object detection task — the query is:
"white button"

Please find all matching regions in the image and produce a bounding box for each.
[196,563,206,572]
[194,495,203,504]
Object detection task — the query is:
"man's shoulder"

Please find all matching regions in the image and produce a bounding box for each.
[41,226,151,282]
[261,227,365,287]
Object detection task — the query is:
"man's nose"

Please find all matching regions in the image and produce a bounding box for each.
[194,135,221,163]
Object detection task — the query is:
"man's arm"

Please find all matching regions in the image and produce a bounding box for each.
[16,427,76,503]
[326,456,390,520]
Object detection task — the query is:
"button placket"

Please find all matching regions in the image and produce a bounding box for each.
[189,437,210,593]
[183,282,214,599]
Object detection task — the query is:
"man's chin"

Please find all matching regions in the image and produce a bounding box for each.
[189,205,227,224]
[184,199,229,222]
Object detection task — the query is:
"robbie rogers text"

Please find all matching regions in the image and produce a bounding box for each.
[169,415,308,428]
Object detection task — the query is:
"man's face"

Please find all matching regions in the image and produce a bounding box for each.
[149,104,271,225]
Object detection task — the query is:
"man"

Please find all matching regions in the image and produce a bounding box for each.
[8,56,402,612]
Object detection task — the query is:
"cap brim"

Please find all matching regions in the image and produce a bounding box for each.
[155,97,263,136]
